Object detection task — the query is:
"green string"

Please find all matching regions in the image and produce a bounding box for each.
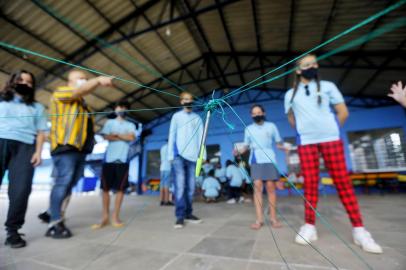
[224,16,406,99]
[0,105,205,119]
[223,0,406,100]
[0,41,181,100]
[32,0,204,103]
[223,104,374,270]
[220,124,339,270]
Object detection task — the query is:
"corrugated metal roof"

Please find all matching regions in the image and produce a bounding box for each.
[0,0,404,124]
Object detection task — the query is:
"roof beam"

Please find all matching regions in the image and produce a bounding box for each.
[84,0,175,109]
[179,0,230,87]
[337,0,397,87]
[251,0,267,89]
[348,37,406,101]
[215,0,246,85]
[109,0,241,46]
[131,0,206,95]
[31,0,161,87]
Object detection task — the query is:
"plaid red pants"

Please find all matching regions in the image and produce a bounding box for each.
[298,140,363,227]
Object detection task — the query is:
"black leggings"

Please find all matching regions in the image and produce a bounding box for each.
[0,139,35,232]
[228,186,241,200]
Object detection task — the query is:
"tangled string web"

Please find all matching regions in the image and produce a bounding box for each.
[1,1,405,269]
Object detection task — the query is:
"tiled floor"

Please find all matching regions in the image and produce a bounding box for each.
[0,191,405,270]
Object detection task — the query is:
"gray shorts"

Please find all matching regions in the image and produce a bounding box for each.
[251,163,280,181]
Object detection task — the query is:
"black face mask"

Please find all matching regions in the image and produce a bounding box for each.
[252,115,265,123]
[182,101,194,109]
[15,84,34,96]
[116,111,126,117]
[300,67,318,80]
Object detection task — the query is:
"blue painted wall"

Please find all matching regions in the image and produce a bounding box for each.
[142,100,406,180]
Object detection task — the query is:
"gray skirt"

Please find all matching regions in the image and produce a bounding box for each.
[251,163,280,181]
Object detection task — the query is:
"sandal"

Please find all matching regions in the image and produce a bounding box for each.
[91,221,110,230]
[270,219,282,228]
[250,220,264,230]
[112,222,125,228]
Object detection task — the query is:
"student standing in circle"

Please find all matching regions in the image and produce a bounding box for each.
[284,54,382,254]
[238,104,285,230]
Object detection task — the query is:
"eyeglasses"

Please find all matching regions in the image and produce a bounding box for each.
[304,85,310,96]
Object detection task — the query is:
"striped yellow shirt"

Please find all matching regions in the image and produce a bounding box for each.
[50,86,94,151]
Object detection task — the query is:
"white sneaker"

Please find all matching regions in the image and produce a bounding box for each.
[238,197,245,203]
[295,224,318,245]
[353,227,383,254]
[226,198,236,204]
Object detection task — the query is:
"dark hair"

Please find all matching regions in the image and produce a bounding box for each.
[208,169,215,177]
[116,100,130,109]
[0,70,36,105]
[251,104,265,113]
[226,160,233,167]
[290,54,321,105]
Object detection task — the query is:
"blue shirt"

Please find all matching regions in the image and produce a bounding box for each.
[101,118,136,163]
[202,176,220,197]
[244,121,282,164]
[215,167,227,183]
[284,80,344,145]
[226,164,245,187]
[203,163,214,174]
[160,143,171,172]
[0,98,47,144]
[167,110,204,162]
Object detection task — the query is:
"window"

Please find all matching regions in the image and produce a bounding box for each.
[348,127,406,172]
[284,137,327,173]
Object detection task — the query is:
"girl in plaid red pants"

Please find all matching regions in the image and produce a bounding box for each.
[284,54,382,254]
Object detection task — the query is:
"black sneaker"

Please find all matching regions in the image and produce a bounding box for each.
[5,232,26,248]
[38,211,51,223]
[160,201,164,206]
[45,222,72,239]
[174,219,184,229]
[185,214,202,224]
[165,201,174,206]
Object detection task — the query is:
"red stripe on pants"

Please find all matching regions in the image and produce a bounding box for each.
[298,140,363,227]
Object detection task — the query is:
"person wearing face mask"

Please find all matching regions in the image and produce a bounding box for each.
[0,70,47,248]
[167,92,204,229]
[91,101,136,229]
[237,104,285,230]
[43,70,113,239]
[284,54,382,254]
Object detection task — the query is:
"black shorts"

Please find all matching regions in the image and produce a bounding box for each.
[101,163,129,191]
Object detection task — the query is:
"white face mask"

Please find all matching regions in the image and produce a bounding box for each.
[75,79,87,88]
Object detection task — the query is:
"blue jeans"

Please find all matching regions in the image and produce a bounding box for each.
[50,152,86,222]
[172,156,196,220]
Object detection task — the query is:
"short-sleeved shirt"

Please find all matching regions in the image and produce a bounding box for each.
[160,143,171,172]
[226,165,244,187]
[203,163,214,174]
[215,167,227,183]
[284,80,344,145]
[244,121,282,164]
[202,176,220,197]
[0,97,47,144]
[101,118,136,163]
